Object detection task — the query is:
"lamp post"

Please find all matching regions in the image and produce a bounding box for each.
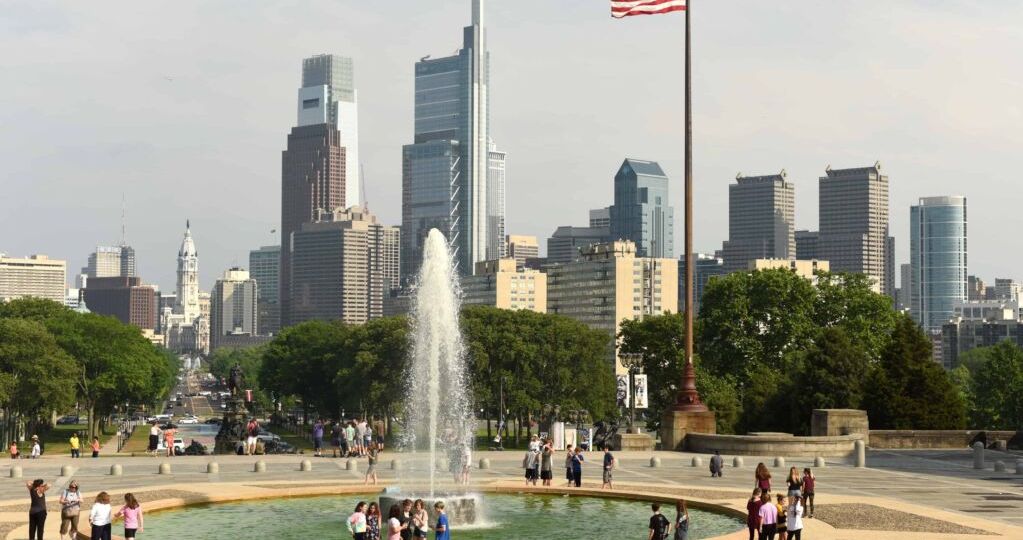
[619,353,644,434]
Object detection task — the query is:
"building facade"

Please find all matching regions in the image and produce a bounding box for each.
[795,230,819,261]
[751,258,830,281]
[299,54,360,209]
[462,259,547,313]
[818,162,890,293]
[249,245,281,335]
[589,207,611,228]
[720,171,795,272]
[487,141,507,261]
[546,226,611,265]
[505,235,539,270]
[210,268,258,351]
[161,222,208,354]
[942,303,1023,369]
[83,276,157,330]
[547,240,678,372]
[609,158,675,259]
[401,0,496,279]
[678,252,726,315]
[909,196,967,332]
[0,254,66,303]
[86,245,136,278]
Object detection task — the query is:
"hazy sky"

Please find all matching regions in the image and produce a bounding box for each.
[2,1,1021,291]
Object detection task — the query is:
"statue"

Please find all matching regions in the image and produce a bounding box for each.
[228,363,244,397]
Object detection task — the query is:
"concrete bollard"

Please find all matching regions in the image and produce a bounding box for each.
[691,457,703,467]
[60,465,74,477]
[254,460,267,473]
[814,456,826,468]
[478,458,489,470]
[110,464,123,476]
[390,459,401,471]
[774,457,785,469]
[994,460,1006,473]
[854,440,866,468]
[346,459,358,472]
[207,462,219,474]
[994,440,1008,452]
[159,463,171,475]
[650,457,661,468]
[300,460,312,472]
[10,465,22,478]
[973,442,985,470]
[733,456,744,469]
[1015,460,1023,475]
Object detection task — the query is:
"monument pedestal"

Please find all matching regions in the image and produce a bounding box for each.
[612,432,655,452]
[660,409,717,451]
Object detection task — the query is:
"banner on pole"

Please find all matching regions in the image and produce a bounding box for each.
[615,375,630,409]
[634,374,649,409]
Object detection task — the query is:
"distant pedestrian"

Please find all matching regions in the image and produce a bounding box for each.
[347,501,367,540]
[757,492,778,540]
[114,493,144,539]
[245,418,259,456]
[10,440,19,459]
[710,450,723,477]
[147,423,160,455]
[91,437,100,458]
[458,444,472,485]
[365,502,381,540]
[755,462,772,493]
[331,422,343,458]
[365,446,379,485]
[373,416,386,450]
[564,444,575,486]
[648,502,670,540]
[602,446,616,490]
[674,499,690,540]
[786,467,802,498]
[69,433,81,459]
[386,504,403,540]
[345,422,357,457]
[746,488,763,540]
[523,448,539,486]
[540,440,554,486]
[433,501,450,540]
[59,480,81,540]
[30,435,41,458]
[340,421,351,457]
[355,419,367,457]
[571,447,585,487]
[786,495,804,540]
[89,491,113,540]
[364,423,374,455]
[27,478,49,540]
[800,469,815,518]
[312,419,325,457]
[163,427,176,457]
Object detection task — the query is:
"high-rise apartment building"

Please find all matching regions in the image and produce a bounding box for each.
[720,171,795,272]
[249,245,280,335]
[83,276,157,330]
[506,235,539,270]
[402,0,497,279]
[546,226,611,265]
[0,254,66,303]
[210,268,258,350]
[547,240,678,372]
[290,206,399,325]
[462,259,547,313]
[589,207,611,228]
[818,162,890,293]
[609,159,675,259]
[299,54,360,209]
[909,196,967,332]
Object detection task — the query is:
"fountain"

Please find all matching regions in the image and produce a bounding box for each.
[380,228,480,524]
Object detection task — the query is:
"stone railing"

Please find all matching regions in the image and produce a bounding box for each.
[686,432,863,457]
[868,430,1016,449]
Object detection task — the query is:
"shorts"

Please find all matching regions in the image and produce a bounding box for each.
[363,436,372,447]
[125,527,138,539]
[603,469,613,483]
[246,436,257,446]
[788,489,801,497]
[367,464,376,474]
[314,437,323,450]
[376,435,385,444]
[540,469,553,480]
[525,468,539,480]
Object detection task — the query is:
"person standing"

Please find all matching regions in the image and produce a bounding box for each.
[91,437,100,458]
[648,502,670,540]
[9,440,19,459]
[347,501,368,540]
[601,446,616,490]
[89,491,113,540]
[365,446,379,485]
[754,463,772,494]
[331,421,343,458]
[674,499,690,540]
[114,493,143,539]
[710,450,724,477]
[564,444,575,487]
[411,500,429,540]
[757,492,778,540]
[340,420,351,458]
[69,433,81,459]
[746,488,763,540]
[433,501,450,540]
[459,444,472,485]
[147,423,160,456]
[800,468,815,518]
[386,504,403,540]
[163,426,176,457]
[59,480,81,540]
[774,494,787,540]
[523,448,539,486]
[365,502,381,540]
[786,467,802,499]
[355,418,366,457]
[540,440,553,486]
[345,421,357,458]
[245,418,260,456]
[27,479,49,540]
[399,499,413,540]
[30,435,41,458]
[312,419,324,457]
[571,446,585,487]
[373,416,386,450]
[786,495,804,540]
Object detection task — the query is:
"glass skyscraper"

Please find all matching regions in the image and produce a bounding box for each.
[910,196,967,332]
[402,0,502,281]
[298,54,360,209]
[609,158,675,259]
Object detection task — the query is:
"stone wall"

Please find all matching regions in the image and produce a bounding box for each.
[811,409,869,445]
[868,430,1016,449]
[685,432,862,457]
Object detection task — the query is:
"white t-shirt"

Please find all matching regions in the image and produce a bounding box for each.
[150,425,160,436]
[786,503,804,531]
[31,443,40,457]
[90,503,112,526]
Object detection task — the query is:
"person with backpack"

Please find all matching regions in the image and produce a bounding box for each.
[648,502,670,540]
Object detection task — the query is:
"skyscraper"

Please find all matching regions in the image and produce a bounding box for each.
[299,54,360,209]
[546,225,610,265]
[609,158,675,259]
[402,0,496,280]
[720,171,795,272]
[0,254,66,303]
[249,245,280,336]
[794,230,820,261]
[87,245,136,278]
[487,140,507,261]
[818,162,890,293]
[210,268,259,351]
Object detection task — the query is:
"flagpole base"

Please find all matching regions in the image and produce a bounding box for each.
[660,409,716,451]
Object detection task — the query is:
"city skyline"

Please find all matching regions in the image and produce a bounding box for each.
[3,1,1021,290]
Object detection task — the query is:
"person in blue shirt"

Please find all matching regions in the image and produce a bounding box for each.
[572,447,585,487]
[433,501,450,540]
[601,446,615,490]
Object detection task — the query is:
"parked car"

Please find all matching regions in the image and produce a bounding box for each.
[56,415,79,425]
[157,438,186,454]
[178,417,199,425]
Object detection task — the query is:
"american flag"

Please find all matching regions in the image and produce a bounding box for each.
[611,0,686,18]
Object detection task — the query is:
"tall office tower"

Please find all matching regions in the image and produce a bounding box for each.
[506,235,539,270]
[677,253,726,315]
[290,206,399,325]
[719,171,795,272]
[119,245,136,277]
[486,140,507,261]
[589,207,611,228]
[910,196,967,332]
[898,263,913,311]
[210,268,259,350]
[83,276,157,330]
[818,162,890,293]
[546,225,611,265]
[885,236,896,299]
[280,123,346,326]
[299,54,360,209]
[249,245,280,335]
[402,0,495,280]
[0,254,66,303]
[87,246,122,278]
[794,230,819,260]
[967,275,986,301]
[609,159,675,259]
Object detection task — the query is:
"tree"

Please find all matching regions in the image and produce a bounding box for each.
[336,316,409,422]
[260,321,348,422]
[864,315,966,430]
[787,327,870,433]
[970,341,1023,430]
[814,272,897,361]
[207,346,270,411]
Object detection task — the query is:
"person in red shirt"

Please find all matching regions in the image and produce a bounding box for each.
[801,468,816,518]
[746,488,763,540]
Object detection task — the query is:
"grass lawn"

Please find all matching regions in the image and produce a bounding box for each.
[38,424,114,456]
[121,426,154,454]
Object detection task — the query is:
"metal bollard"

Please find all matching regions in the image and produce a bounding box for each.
[300,460,312,472]
[733,456,744,468]
[478,458,489,470]
[691,457,703,467]
[973,442,985,470]
[207,462,219,474]
[854,440,866,468]
[650,457,661,468]
[110,464,123,476]
[254,460,266,473]
[774,457,785,468]
[814,456,826,468]
[159,463,172,475]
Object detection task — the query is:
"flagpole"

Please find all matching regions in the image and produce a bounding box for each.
[677,0,706,412]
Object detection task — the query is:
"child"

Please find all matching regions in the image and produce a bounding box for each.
[30,435,41,459]
[9,441,18,460]
[433,501,450,540]
[775,493,788,540]
[746,488,763,540]
[91,437,101,458]
[365,446,378,485]
[89,491,113,540]
[564,444,575,487]
[115,493,144,539]
[601,446,615,490]
[801,468,815,518]
[648,502,670,540]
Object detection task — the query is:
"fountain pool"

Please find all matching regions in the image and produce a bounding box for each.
[139,493,744,539]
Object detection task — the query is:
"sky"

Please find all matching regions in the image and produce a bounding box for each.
[2,1,1021,291]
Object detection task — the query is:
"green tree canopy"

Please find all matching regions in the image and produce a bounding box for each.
[968,341,1023,430]
[0,318,77,420]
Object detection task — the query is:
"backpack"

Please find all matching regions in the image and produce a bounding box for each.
[655,514,670,540]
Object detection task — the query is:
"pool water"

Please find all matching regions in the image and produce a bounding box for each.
[140,493,742,539]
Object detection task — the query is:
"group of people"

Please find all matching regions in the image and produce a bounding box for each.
[346,498,449,540]
[746,465,816,540]
[146,422,178,457]
[67,433,101,459]
[523,436,619,490]
[26,479,145,540]
[313,417,386,459]
[9,435,41,459]
[648,500,691,540]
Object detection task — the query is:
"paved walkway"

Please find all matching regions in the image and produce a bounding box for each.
[0,448,1021,539]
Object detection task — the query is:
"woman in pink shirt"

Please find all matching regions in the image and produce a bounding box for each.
[115,493,143,539]
[757,492,778,540]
